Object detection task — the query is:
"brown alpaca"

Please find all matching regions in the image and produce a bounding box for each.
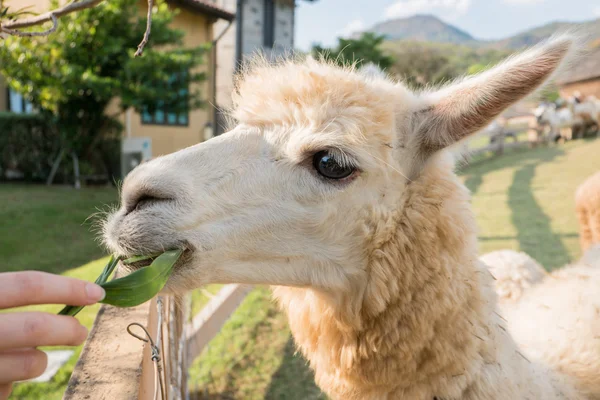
[576,171,600,251]
[104,35,600,399]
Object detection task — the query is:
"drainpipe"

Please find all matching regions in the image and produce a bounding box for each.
[126,108,132,138]
[235,0,243,71]
[211,18,234,136]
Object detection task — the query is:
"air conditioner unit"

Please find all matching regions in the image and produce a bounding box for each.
[121,137,152,178]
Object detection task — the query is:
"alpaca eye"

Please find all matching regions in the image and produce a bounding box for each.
[312,151,355,180]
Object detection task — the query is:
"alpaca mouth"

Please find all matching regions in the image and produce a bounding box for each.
[118,247,194,272]
[122,257,154,270]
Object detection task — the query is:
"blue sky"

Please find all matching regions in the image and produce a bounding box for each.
[294,0,599,50]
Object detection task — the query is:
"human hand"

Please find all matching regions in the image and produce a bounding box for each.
[0,271,105,399]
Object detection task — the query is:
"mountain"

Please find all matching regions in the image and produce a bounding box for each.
[361,15,475,44]
[486,19,600,49]
[355,15,600,49]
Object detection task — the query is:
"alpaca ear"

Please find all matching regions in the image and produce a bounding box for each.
[413,35,576,155]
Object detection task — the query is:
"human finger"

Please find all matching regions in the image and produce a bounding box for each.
[0,271,104,309]
[0,349,47,384]
[0,312,88,351]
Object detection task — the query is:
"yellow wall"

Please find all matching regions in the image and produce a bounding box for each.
[116,3,215,157]
[560,80,600,99]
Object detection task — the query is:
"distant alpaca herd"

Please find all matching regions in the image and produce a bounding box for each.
[104,35,600,399]
[535,95,600,142]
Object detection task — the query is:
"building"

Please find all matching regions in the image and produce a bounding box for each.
[0,0,234,162]
[557,46,600,99]
[212,0,316,133]
[1,0,317,177]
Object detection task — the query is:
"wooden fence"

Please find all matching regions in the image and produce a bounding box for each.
[64,284,251,400]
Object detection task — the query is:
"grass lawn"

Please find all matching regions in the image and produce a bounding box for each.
[2,137,599,399]
[0,184,222,399]
[188,138,600,399]
[0,184,118,400]
[464,129,528,151]
[460,138,596,269]
[0,184,117,275]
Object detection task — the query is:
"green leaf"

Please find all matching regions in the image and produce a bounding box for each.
[122,253,161,265]
[57,249,182,317]
[58,255,120,316]
[101,249,182,307]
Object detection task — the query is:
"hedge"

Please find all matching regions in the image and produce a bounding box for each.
[0,112,59,181]
[0,112,121,184]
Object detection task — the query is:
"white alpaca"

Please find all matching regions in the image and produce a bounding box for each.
[569,92,600,128]
[573,96,600,137]
[104,36,599,399]
[479,250,547,303]
[534,102,576,141]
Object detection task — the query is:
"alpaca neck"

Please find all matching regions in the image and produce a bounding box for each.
[274,157,529,399]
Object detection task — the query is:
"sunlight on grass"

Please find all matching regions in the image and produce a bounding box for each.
[188,287,324,400]
[0,184,118,399]
[459,139,600,269]
[0,185,117,274]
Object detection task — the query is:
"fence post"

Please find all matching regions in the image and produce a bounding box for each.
[495,131,505,156]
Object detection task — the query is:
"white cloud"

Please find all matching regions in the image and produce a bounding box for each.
[502,0,545,4]
[336,19,366,38]
[594,6,600,16]
[384,0,471,19]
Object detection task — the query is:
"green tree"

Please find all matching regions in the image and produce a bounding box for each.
[0,0,207,186]
[386,41,454,88]
[312,32,394,70]
[383,40,509,88]
[467,63,488,75]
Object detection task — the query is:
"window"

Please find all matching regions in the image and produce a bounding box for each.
[141,71,189,126]
[7,88,33,114]
[263,0,275,48]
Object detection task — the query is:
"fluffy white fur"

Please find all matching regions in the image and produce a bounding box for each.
[479,250,547,303]
[103,35,600,399]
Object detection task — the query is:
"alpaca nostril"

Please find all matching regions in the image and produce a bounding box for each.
[125,193,172,215]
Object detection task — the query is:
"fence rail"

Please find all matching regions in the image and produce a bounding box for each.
[64,283,251,399]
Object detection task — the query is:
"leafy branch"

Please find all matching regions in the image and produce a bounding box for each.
[0,0,153,56]
[0,0,103,35]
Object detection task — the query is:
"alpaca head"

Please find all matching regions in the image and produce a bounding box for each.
[104,36,575,294]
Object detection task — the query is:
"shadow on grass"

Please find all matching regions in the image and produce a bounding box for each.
[263,337,325,400]
[459,145,573,269]
[506,149,571,270]
[188,336,324,400]
[478,233,578,242]
[458,145,564,194]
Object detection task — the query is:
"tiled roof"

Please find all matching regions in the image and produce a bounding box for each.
[168,0,235,21]
[557,46,600,85]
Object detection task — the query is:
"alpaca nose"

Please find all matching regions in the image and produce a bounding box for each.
[125,192,172,215]
[122,162,181,216]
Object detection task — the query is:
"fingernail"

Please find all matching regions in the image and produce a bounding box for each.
[85,283,105,302]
